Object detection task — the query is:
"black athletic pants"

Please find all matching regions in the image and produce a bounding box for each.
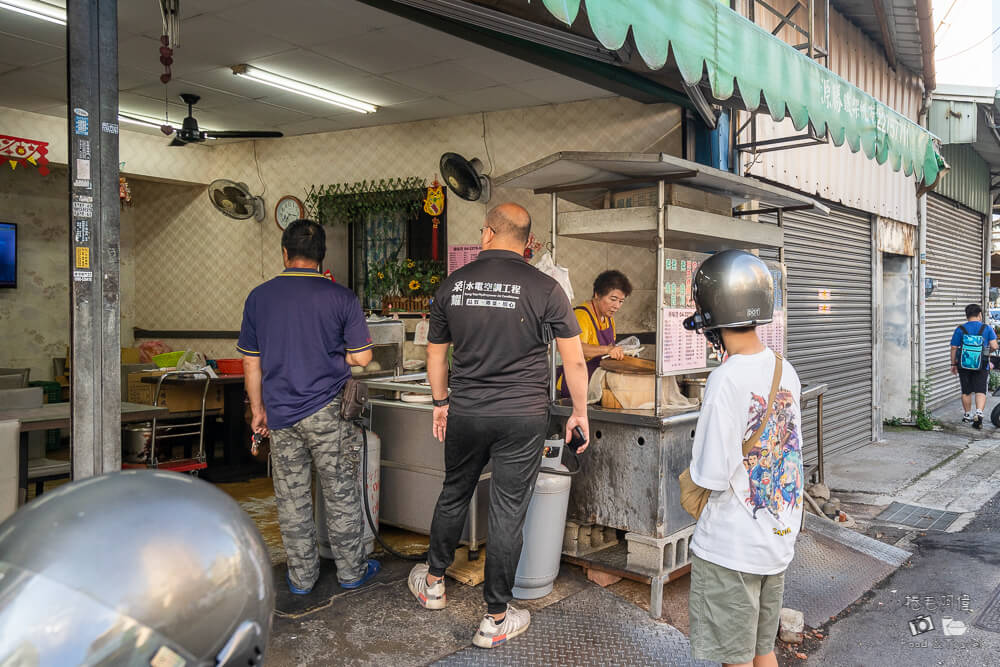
[427,413,548,614]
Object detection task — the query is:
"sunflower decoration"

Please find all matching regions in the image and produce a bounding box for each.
[406,259,415,269]
[430,275,440,285]
[408,279,421,292]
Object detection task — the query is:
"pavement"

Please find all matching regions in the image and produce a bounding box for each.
[259,393,1000,666]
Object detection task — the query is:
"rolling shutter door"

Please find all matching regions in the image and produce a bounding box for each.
[764,206,873,462]
[925,195,986,409]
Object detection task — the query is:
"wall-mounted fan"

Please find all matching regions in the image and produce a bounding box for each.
[169,93,283,146]
[440,152,491,203]
[208,179,265,221]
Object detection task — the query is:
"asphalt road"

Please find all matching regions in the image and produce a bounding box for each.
[807,491,1000,666]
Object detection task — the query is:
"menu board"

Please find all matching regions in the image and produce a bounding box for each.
[662,308,708,371]
[659,251,787,370]
[447,244,480,274]
[663,250,708,308]
[757,309,786,353]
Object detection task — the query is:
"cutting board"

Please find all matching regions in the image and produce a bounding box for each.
[599,357,655,375]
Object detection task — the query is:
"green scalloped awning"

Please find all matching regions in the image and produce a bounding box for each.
[541,0,943,185]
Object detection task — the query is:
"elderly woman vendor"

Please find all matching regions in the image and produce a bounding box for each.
[557,270,633,397]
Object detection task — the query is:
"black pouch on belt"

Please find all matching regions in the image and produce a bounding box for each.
[340,377,369,421]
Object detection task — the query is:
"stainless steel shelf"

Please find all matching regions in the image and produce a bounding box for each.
[558,205,783,250]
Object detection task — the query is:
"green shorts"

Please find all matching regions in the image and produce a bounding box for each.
[688,553,786,664]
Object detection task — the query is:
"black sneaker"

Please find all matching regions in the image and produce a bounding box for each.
[973,415,983,430]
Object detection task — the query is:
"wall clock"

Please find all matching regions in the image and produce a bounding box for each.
[274,195,304,230]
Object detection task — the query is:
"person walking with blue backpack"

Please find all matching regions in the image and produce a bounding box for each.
[950,304,998,429]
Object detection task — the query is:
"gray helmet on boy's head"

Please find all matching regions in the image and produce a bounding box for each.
[0,470,274,666]
[689,249,774,329]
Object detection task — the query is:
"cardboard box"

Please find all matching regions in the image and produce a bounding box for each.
[121,347,141,364]
[127,370,224,413]
[611,184,732,217]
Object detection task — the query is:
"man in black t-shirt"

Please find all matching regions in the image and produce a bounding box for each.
[407,203,590,649]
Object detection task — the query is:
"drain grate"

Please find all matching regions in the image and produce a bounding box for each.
[974,585,1000,634]
[875,502,960,531]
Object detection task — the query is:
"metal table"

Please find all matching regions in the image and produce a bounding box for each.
[0,402,168,505]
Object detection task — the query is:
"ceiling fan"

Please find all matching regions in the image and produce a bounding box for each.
[168,93,283,146]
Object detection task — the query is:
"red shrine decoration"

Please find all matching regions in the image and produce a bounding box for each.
[0,134,50,175]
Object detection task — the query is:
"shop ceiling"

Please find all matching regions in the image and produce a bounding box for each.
[0,0,619,139]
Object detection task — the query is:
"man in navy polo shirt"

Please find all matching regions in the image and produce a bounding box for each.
[238,219,379,595]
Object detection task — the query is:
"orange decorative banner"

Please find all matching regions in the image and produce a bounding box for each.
[0,134,50,175]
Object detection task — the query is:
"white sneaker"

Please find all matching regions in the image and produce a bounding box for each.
[472,605,531,649]
[408,563,447,610]
[962,413,973,423]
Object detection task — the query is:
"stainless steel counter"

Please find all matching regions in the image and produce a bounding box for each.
[548,402,699,540]
[548,400,699,429]
[367,397,488,553]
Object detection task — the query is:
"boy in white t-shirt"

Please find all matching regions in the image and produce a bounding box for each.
[682,250,803,667]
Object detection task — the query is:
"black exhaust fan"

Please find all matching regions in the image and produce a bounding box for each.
[440,152,491,202]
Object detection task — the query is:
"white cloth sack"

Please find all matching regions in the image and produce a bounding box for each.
[533,252,574,303]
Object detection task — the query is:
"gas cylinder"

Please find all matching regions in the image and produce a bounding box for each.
[315,429,380,557]
[512,437,572,599]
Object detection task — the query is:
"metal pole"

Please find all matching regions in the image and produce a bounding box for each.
[918,194,927,386]
[824,0,830,62]
[816,393,825,484]
[655,179,666,417]
[68,0,121,478]
[807,0,815,59]
[777,208,785,265]
[984,213,991,309]
[550,193,558,403]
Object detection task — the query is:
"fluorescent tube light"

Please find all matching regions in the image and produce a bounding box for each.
[0,0,66,25]
[118,113,216,136]
[118,113,179,131]
[230,64,377,114]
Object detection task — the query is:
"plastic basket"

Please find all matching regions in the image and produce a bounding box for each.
[152,351,185,368]
[215,358,243,375]
[29,380,63,404]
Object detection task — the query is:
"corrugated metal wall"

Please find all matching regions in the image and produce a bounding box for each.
[925,194,987,409]
[763,206,874,462]
[936,145,991,217]
[741,0,923,225]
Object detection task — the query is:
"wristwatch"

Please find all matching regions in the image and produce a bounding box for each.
[432,397,450,407]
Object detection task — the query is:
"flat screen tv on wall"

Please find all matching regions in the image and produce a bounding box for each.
[0,223,16,288]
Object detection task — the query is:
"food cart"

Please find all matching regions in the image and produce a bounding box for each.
[493,152,827,617]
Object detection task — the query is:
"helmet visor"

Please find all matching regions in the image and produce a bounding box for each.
[0,562,201,667]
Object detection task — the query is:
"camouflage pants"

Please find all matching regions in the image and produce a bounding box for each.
[269,397,365,589]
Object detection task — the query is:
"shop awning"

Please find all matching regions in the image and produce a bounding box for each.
[540,0,944,185]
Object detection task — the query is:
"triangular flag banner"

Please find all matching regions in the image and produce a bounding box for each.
[0,134,50,176]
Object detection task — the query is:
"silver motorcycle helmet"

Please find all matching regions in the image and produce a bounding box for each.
[683,250,774,346]
[0,470,274,666]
